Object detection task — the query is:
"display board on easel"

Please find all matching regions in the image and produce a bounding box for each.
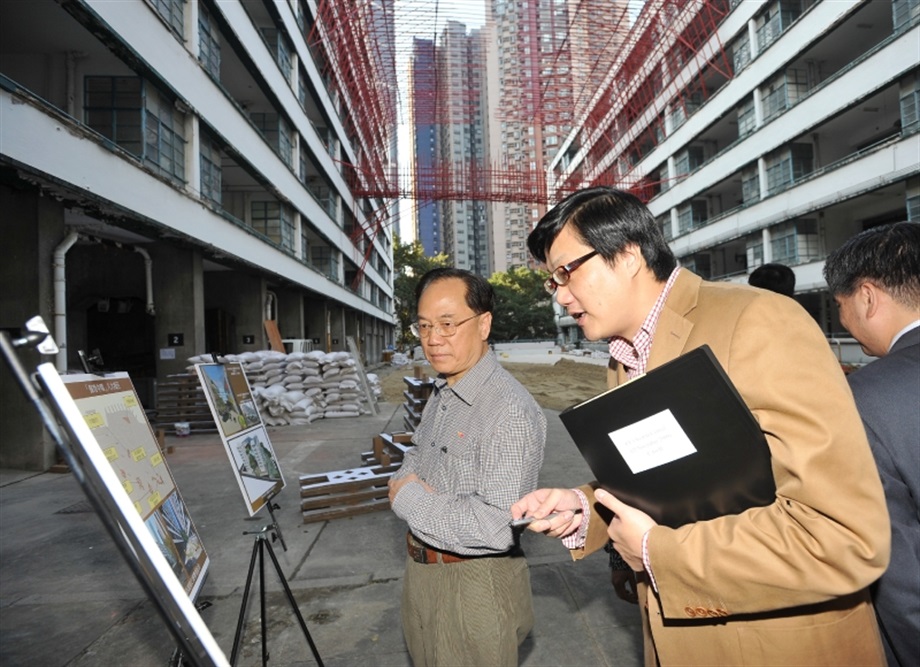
[194,361,285,516]
[2,318,228,666]
[61,372,210,600]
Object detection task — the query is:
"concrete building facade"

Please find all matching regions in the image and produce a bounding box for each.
[549,0,920,346]
[0,0,396,470]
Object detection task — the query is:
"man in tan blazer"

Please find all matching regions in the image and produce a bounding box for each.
[512,186,891,665]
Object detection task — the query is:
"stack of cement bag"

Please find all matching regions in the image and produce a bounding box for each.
[188,350,381,427]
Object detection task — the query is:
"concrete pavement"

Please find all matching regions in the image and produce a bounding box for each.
[0,377,643,666]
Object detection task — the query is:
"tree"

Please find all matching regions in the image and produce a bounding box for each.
[393,235,450,347]
[488,267,556,341]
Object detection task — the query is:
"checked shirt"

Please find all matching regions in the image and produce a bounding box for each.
[391,350,546,556]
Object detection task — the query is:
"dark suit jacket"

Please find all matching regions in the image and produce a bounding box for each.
[572,270,890,665]
[848,324,920,667]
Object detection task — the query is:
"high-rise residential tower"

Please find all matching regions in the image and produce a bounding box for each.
[486,0,629,272]
[410,37,442,256]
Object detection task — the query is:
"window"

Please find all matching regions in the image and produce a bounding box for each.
[84,77,185,180]
[907,194,920,221]
[311,245,338,281]
[251,201,294,252]
[741,165,760,204]
[900,85,919,132]
[737,97,756,137]
[670,103,687,131]
[683,253,711,278]
[746,241,764,267]
[770,219,818,264]
[892,0,919,31]
[198,4,221,78]
[765,143,813,195]
[147,0,184,37]
[674,145,705,178]
[84,76,143,156]
[298,67,307,110]
[761,75,789,121]
[756,0,804,53]
[251,112,293,166]
[199,131,222,204]
[733,31,751,72]
[658,216,673,241]
[261,28,293,81]
[144,87,186,181]
[677,200,708,234]
[278,116,293,167]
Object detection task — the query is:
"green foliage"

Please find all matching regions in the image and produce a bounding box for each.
[392,239,556,345]
[393,235,450,347]
[488,267,557,342]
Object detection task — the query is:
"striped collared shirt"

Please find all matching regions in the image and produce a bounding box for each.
[391,349,547,556]
[608,266,682,378]
[563,266,681,556]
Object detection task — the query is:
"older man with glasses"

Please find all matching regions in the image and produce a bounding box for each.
[388,267,546,667]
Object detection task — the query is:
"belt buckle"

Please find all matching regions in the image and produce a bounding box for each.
[407,533,429,564]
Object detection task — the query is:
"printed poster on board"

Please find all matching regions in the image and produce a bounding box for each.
[195,362,284,516]
[62,373,209,600]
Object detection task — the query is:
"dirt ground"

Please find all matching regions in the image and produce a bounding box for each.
[374,357,609,412]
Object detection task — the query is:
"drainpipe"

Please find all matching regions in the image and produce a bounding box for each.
[133,247,156,316]
[265,290,277,321]
[53,231,80,372]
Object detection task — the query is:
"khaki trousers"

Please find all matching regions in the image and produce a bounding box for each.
[401,554,533,667]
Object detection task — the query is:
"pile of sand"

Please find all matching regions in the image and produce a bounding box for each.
[376,357,608,412]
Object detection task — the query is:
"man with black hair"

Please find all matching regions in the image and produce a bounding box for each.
[512,186,890,666]
[748,262,795,296]
[388,267,546,666]
[824,221,920,667]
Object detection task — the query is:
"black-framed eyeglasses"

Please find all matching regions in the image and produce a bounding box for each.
[410,313,481,338]
[543,250,599,294]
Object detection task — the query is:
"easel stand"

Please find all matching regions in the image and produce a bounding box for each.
[0,324,228,667]
[230,508,323,667]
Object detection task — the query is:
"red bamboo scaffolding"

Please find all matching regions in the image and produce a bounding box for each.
[308,0,733,281]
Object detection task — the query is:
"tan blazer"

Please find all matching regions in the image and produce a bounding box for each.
[573,270,890,666]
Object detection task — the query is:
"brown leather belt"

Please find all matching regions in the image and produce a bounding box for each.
[407,532,469,564]
[406,532,523,565]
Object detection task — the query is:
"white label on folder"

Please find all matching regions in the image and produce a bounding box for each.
[608,409,697,474]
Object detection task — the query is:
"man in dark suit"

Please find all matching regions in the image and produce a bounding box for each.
[824,221,920,667]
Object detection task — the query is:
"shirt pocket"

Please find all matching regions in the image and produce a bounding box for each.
[443,433,480,493]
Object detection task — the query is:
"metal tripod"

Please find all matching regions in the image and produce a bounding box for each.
[229,520,323,667]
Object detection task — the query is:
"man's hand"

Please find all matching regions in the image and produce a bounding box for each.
[511,488,583,538]
[388,473,433,504]
[594,488,656,571]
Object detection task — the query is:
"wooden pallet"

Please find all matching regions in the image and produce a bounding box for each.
[300,431,416,523]
[402,375,433,431]
[154,373,217,435]
[299,464,400,523]
[372,431,414,466]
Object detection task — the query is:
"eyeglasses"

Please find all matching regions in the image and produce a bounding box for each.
[410,313,481,338]
[543,250,599,294]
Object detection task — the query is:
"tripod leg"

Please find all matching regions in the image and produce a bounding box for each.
[230,537,262,666]
[263,539,325,667]
[259,539,268,666]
